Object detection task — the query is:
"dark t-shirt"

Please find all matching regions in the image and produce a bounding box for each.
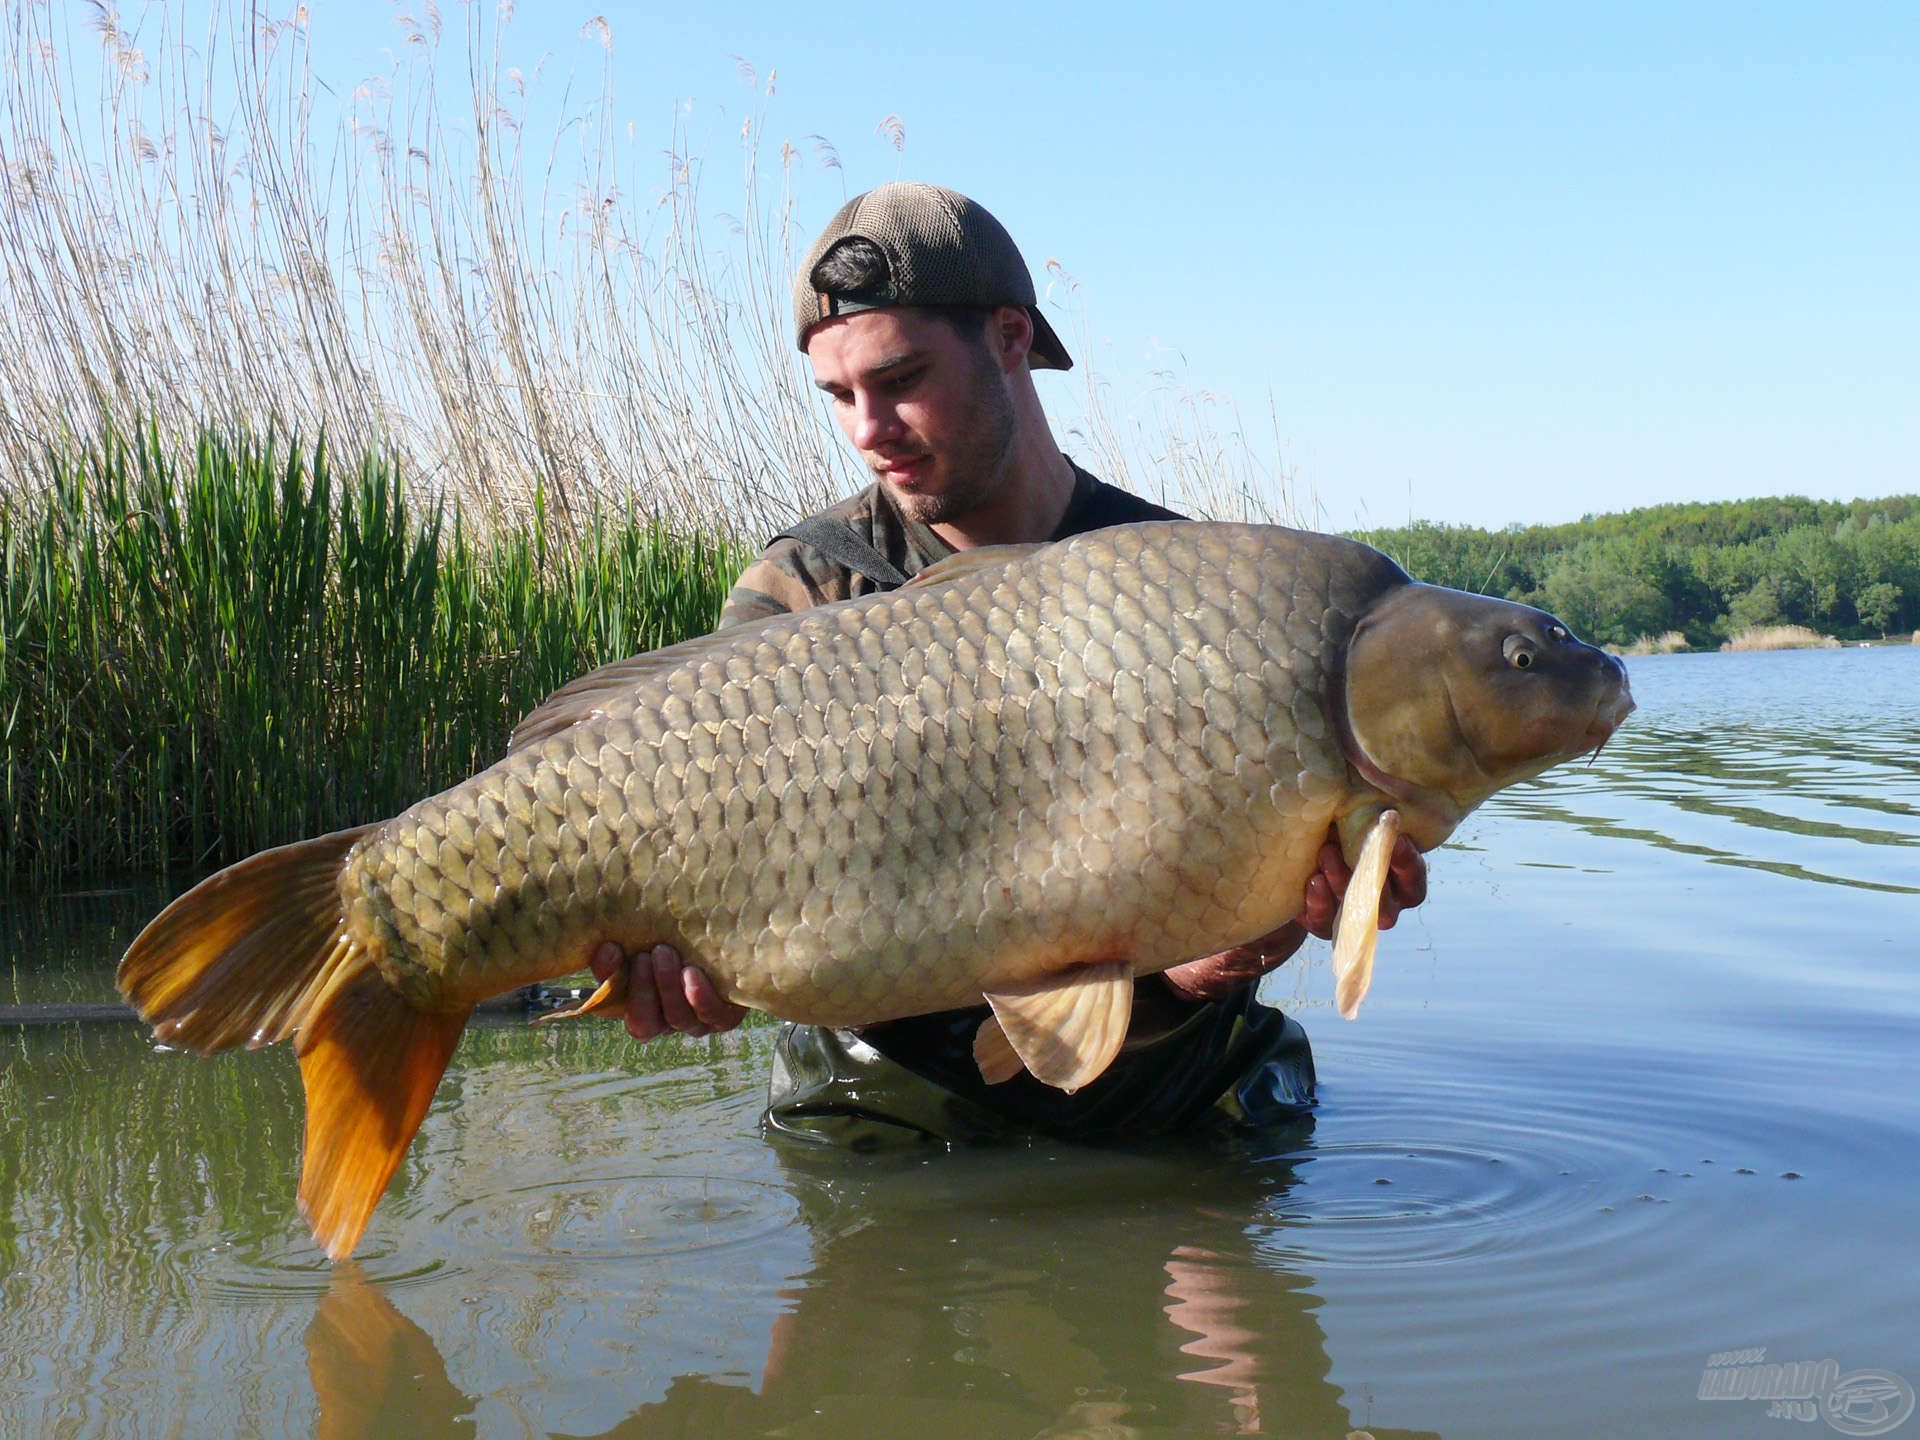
[717,462,1183,629]
[717,463,1304,1136]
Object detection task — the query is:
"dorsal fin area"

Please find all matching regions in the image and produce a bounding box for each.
[978,960,1134,1092]
[903,542,1047,590]
[508,545,1046,756]
[505,626,758,755]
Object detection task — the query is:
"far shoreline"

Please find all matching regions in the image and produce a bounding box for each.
[1610,632,1917,656]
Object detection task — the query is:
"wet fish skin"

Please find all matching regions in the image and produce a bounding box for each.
[342,521,1393,1025]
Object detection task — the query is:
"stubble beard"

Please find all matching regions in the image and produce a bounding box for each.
[882,345,1018,528]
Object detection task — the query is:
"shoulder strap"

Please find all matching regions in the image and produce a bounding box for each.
[777,515,912,589]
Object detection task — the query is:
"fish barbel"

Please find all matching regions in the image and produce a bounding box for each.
[119,521,1633,1257]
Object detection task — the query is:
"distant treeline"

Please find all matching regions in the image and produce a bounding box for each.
[1350,495,1920,647]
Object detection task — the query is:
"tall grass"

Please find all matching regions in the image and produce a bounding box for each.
[0,3,1296,534]
[1612,630,1689,656]
[1719,624,1840,653]
[1,421,746,885]
[0,3,856,535]
[0,4,1301,886]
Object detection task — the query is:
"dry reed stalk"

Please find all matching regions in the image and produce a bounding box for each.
[0,3,1292,541]
[0,2,854,538]
[1612,630,1688,656]
[1041,257,1305,526]
[1720,625,1840,652]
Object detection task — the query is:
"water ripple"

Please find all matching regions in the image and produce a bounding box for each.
[1247,1114,1650,1271]
[435,1172,800,1262]
[203,1243,448,1301]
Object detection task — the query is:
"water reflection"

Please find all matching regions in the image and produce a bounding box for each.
[0,1010,1444,1436]
[0,877,170,1008]
[301,1131,1440,1440]
[308,1267,475,1439]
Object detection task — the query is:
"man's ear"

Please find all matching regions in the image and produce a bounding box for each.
[989,304,1033,373]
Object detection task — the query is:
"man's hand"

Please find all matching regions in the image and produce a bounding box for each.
[1160,922,1312,1004]
[1298,832,1427,941]
[1160,829,1429,1004]
[589,942,747,1043]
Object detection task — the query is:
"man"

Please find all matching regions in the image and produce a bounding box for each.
[588,183,1426,1144]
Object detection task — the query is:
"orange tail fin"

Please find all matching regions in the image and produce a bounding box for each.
[117,824,470,1260]
[296,972,469,1260]
[117,825,377,1053]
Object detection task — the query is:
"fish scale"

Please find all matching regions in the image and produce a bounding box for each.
[339,523,1366,1026]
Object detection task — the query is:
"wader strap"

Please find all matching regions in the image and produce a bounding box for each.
[777,516,911,589]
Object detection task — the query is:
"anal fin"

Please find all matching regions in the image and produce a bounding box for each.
[1332,808,1401,1020]
[977,961,1133,1092]
[532,972,626,1025]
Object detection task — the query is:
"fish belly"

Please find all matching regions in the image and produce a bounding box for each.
[344,524,1380,1024]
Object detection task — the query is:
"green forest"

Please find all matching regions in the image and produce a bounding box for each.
[1350,494,1920,648]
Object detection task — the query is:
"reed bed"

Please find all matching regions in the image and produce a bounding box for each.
[1611,630,1690,656]
[1719,624,1841,653]
[1,421,746,885]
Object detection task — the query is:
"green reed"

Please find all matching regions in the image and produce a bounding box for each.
[0,421,749,886]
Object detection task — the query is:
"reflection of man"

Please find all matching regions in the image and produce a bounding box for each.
[602,1140,1435,1438]
[591,183,1425,1142]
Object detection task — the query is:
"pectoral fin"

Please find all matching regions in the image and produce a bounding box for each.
[1332,808,1401,1021]
[976,961,1133,1092]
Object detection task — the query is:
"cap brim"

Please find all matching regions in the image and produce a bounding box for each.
[1027,307,1073,371]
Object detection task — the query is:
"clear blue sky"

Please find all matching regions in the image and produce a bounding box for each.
[315,4,1917,527]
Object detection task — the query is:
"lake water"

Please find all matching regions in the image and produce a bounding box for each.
[2,646,1915,1438]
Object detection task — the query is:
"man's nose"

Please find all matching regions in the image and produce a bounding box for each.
[850,393,904,451]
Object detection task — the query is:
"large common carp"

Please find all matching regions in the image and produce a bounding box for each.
[120,522,1632,1259]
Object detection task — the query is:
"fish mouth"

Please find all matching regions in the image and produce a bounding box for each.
[1581,681,1636,761]
[1600,680,1636,729]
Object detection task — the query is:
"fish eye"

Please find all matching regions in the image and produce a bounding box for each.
[1503,634,1537,670]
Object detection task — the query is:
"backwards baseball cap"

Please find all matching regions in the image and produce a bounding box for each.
[792,182,1073,371]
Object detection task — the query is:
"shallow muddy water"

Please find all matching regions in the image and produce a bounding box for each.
[3,646,1916,1438]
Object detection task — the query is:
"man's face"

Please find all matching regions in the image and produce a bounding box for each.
[806,307,1018,526]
